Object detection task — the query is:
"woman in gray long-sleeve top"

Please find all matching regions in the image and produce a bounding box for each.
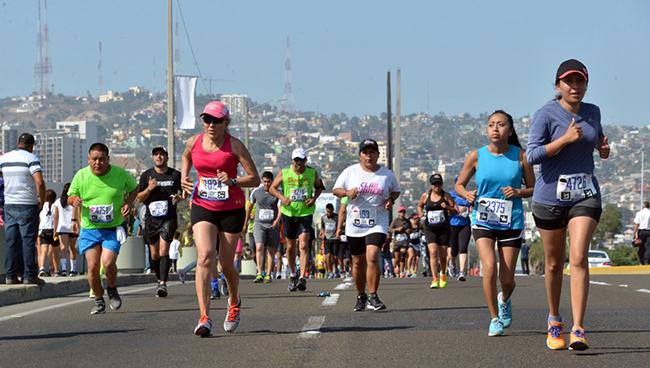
[526,59,610,352]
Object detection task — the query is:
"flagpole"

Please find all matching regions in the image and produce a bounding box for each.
[167,0,175,166]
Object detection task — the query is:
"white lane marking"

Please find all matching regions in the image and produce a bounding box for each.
[0,284,158,323]
[636,289,650,294]
[589,281,612,286]
[334,282,352,290]
[321,293,340,306]
[299,315,325,338]
[343,277,353,282]
[618,284,629,288]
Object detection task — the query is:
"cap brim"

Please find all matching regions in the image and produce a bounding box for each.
[557,70,588,81]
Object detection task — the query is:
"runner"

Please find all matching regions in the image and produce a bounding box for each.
[181,100,260,337]
[406,214,422,277]
[336,197,352,278]
[320,203,339,278]
[37,189,57,277]
[245,171,281,283]
[68,143,138,314]
[53,183,80,277]
[136,146,183,298]
[333,139,400,311]
[269,147,325,292]
[526,59,609,350]
[456,110,535,336]
[390,206,410,277]
[417,173,456,289]
[449,178,472,281]
[633,201,650,265]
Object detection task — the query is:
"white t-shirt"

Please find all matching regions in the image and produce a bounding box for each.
[634,208,650,230]
[0,149,42,205]
[169,239,180,260]
[333,164,400,237]
[38,202,54,230]
[52,198,75,233]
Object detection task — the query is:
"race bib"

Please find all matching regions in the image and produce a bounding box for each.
[197,177,229,201]
[395,233,408,242]
[427,210,446,225]
[410,231,420,240]
[148,200,169,217]
[556,173,597,202]
[351,207,377,228]
[325,222,336,232]
[258,208,275,222]
[340,235,347,242]
[89,204,114,223]
[289,187,308,202]
[476,198,513,227]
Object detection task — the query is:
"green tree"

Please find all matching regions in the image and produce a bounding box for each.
[593,204,622,246]
[608,245,640,266]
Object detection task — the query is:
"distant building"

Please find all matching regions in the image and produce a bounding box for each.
[378,141,388,166]
[220,94,248,117]
[99,90,124,103]
[1,126,19,154]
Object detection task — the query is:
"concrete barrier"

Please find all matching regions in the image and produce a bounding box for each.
[116,236,145,273]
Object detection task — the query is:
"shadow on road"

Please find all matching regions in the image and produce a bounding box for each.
[575,347,650,356]
[241,325,413,336]
[0,328,144,341]
[392,306,487,313]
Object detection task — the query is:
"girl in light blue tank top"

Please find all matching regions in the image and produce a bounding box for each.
[471,145,524,230]
[454,110,535,338]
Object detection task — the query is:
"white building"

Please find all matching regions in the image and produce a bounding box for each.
[1,126,19,154]
[220,94,248,117]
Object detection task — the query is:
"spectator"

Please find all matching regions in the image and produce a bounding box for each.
[0,133,46,285]
[521,240,530,274]
[633,201,650,265]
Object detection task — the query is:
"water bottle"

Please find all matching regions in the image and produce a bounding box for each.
[318,291,331,297]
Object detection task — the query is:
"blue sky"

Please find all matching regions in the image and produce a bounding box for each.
[1,0,649,125]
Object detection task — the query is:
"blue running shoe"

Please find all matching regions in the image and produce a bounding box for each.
[497,291,512,328]
[488,317,504,337]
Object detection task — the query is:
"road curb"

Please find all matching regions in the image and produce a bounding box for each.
[564,265,650,276]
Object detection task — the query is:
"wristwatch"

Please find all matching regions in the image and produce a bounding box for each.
[229,178,238,186]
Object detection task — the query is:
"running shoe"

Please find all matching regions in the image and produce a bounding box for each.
[223,298,241,332]
[367,294,386,311]
[430,278,439,289]
[353,293,368,312]
[220,278,229,297]
[69,271,78,277]
[488,317,504,336]
[38,268,46,278]
[439,274,447,288]
[288,276,299,292]
[156,283,168,298]
[297,277,307,291]
[569,328,589,351]
[263,275,272,283]
[194,315,213,337]
[254,274,264,283]
[107,287,122,311]
[59,270,67,277]
[497,291,512,328]
[89,289,95,299]
[276,272,282,280]
[457,272,466,282]
[210,281,220,300]
[90,298,106,315]
[546,321,566,350]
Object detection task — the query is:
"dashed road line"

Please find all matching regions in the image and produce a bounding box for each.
[299,316,325,338]
[636,289,650,294]
[589,281,612,286]
[321,293,340,306]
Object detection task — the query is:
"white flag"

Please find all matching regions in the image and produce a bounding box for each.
[174,76,197,130]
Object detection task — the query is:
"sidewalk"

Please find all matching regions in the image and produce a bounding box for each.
[0,273,187,307]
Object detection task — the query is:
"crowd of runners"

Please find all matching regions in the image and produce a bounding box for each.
[0,59,610,351]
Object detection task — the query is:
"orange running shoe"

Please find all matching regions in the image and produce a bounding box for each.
[569,327,589,351]
[546,321,566,350]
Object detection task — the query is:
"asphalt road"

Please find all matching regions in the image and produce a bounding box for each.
[1,274,649,368]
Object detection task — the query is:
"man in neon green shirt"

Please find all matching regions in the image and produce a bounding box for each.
[68,143,138,315]
[270,148,324,292]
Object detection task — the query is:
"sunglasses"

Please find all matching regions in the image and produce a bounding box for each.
[202,115,227,125]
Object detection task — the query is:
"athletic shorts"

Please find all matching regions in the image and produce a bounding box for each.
[424,225,450,246]
[338,240,351,259]
[253,224,280,249]
[408,242,421,254]
[323,238,339,255]
[78,228,121,255]
[532,196,602,230]
[281,214,313,239]
[39,229,55,245]
[347,233,387,256]
[144,217,177,244]
[58,232,79,239]
[450,224,471,256]
[472,227,523,248]
[191,205,245,233]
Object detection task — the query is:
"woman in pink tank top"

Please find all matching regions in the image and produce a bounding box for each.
[181,101,260,337]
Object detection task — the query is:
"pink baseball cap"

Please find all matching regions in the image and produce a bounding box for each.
[201,101,230,119]
[398,206,406,212]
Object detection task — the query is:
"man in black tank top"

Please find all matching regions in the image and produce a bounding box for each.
[136,147,183,298]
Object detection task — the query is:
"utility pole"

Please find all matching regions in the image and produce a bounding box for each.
[166,0,175,166]
[387,71,393,222]
[642,147,645,209]
[395,68,402,210]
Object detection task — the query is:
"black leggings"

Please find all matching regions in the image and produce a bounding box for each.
[450,224,470,257]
